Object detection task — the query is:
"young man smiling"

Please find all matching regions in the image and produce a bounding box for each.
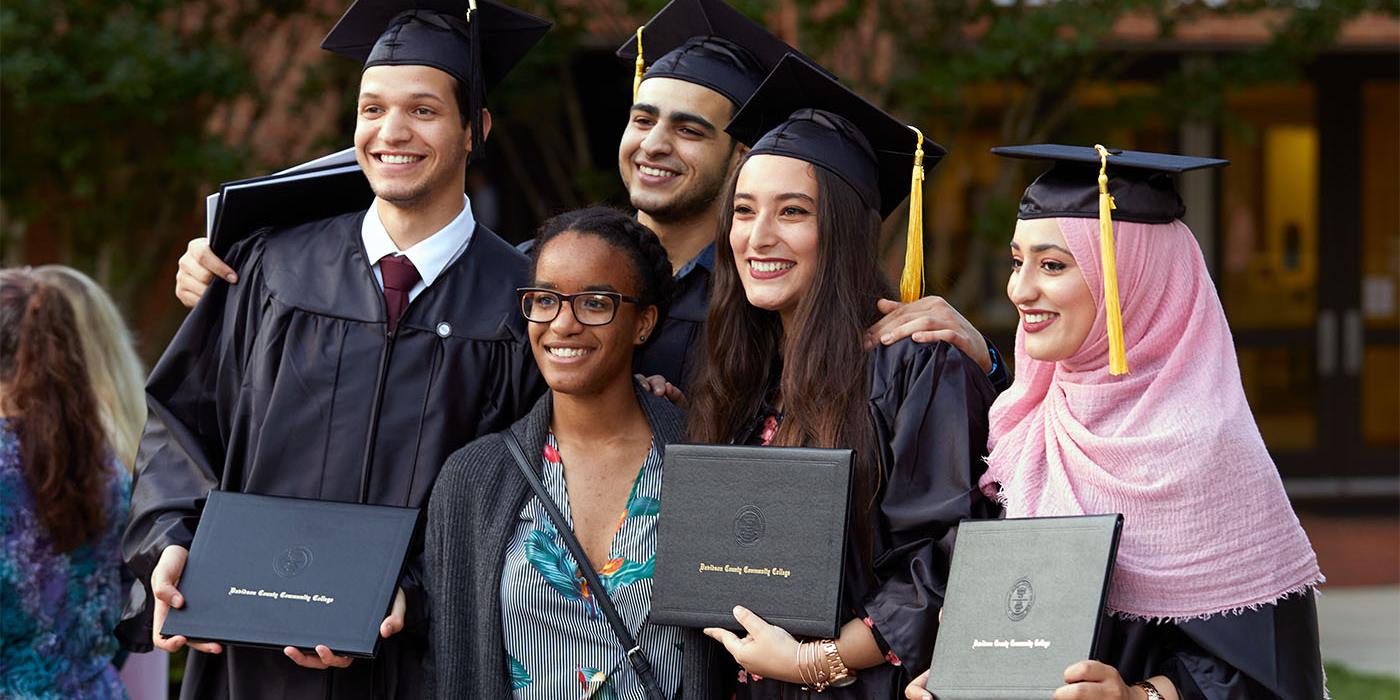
[173,0,1005,392]
[124,3,549,698]
[617,0,1004,392]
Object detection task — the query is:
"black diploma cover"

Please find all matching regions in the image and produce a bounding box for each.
[161,491,418,658]
[207,148,374,258]
[926,514,1124,700]
[651,444,852,638]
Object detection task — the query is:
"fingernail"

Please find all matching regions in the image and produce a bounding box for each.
[227,273,238,283]
[173,594,182,607]
[881,334,893,344]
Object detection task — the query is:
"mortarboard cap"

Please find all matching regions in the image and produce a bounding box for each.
[616,0,794,106]
[992,144,1228,224]
[992,143,1229,375]
[322,0,551,153]
[727,54,945,302]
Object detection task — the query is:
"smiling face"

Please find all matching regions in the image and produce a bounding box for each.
[528,231,657,397]
[618,77,740,224]
[728,154,821,331]
[1006,218,1097,362]
[355,64,480,211]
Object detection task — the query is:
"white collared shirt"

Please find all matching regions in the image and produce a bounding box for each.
[360,194,476,302]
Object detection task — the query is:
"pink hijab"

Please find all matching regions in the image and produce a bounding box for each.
[982,216,1323,621]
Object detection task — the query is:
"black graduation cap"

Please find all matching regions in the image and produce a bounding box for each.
[322,0,551,153]
[991,143,1229,376]
[615,0,794,107]
[991,144,1228,224]
[727,53,944,302]
[728,54,942,220]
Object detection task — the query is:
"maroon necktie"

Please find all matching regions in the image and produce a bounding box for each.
[379,254,420,333]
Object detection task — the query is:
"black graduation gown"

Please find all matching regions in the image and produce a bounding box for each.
[634,245,712,393]
[1096,591,1325,699]
[122,211,546,700]
[735,339,999,699]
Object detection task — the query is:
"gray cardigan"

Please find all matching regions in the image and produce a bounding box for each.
[425,386,733,699]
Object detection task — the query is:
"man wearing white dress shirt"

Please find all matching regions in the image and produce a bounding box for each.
[123,3,549,698]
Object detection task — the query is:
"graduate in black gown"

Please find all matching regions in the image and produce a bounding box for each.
[906,145,1326,700]
[175,0,1008,397]
[122,2,550,698]
[614,0,794,390]
[617,0,1007,393]
[687,55,998,698]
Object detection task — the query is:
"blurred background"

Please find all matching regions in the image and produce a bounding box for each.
[3,0,1397,695]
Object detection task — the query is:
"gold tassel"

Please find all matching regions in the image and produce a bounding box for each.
[632,26,645,103]
[899,126,926,303]
[1095,144,1129,376]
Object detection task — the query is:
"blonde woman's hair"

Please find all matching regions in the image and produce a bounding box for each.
[34,266,146,470]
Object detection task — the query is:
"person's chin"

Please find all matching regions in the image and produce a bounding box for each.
[370,182,429,207]
[630,189,680,217]
[545,373,608,397]
[1023,341,1071,363]
[741,292,787,314]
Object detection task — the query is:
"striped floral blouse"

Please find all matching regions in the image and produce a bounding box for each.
[500,431,685,700]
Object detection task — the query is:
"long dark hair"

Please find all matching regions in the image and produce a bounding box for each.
[0,268,111,553]
[689,156,890,564]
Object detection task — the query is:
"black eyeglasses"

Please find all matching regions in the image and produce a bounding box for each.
[516,287,641,326]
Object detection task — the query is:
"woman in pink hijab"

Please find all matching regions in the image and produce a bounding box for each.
[908,146,1325,700]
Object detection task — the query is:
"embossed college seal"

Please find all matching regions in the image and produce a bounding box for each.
[274,545,313,578]
[1006,577,1034,621]
[734,505,765,547]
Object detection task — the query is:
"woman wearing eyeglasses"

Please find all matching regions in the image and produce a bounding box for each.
[425,207,729,700]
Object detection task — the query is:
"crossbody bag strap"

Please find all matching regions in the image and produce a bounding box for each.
[502,431,667,700]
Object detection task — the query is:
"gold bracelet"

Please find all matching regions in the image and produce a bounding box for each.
[794,642,807,688]
[818,638,856,688]
[797,641,816,689]
[1136,681,1165,700]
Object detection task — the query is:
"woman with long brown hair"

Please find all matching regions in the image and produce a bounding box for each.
[35,266,147,469]
[0,268,132,699]
[688,56,996,697]
[35,265,168,700]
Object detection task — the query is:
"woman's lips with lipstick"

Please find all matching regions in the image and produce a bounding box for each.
[747,258,796,280]
[1021,310,1059,332]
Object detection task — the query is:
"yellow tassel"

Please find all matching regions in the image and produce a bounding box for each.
[1095,144,1129,376]
[899,126,926,303]
[632,27,645,104]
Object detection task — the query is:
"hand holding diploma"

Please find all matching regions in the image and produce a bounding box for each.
[1053,662,1179,700]
[152,545,224,654]
[175,237,237,308]
[703,605,804,683]
[705,605,885,684]
[905,662,1181,700]
[282,587,407,669]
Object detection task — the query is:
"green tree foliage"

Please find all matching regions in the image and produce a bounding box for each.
[0,0,336,347]
[2,0,1392,352]
[1,1,250,302]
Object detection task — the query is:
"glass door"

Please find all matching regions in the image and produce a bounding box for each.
[1221,74,1400,496]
